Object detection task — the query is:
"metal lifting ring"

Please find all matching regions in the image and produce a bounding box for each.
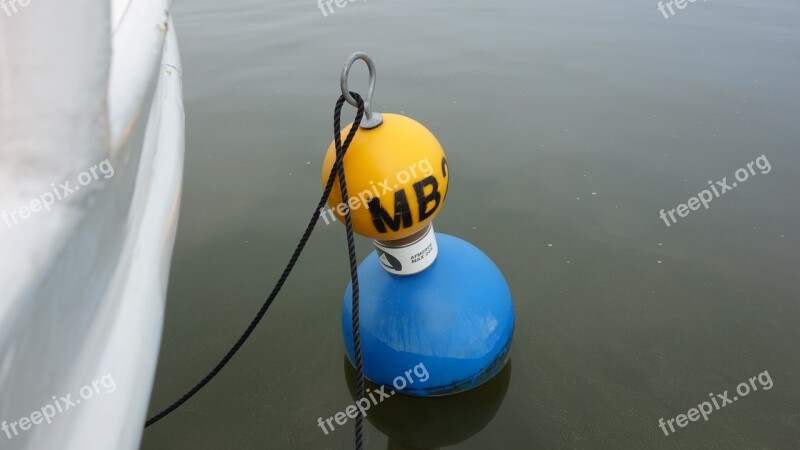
[341,52,383,129]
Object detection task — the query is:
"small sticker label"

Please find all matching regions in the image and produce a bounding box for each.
[373,225,438,276]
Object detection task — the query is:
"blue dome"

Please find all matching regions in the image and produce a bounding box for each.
[342,233,515,396]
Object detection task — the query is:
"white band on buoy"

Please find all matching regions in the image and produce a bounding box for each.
[373,224,438,276]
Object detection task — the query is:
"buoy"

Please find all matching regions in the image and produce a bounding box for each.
[327,53,515,397]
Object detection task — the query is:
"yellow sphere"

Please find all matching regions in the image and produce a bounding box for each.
[321,113,449,240]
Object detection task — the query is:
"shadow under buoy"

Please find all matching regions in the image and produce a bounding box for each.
[343,355,512,449]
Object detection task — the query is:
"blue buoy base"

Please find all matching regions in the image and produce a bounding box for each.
[342,233,515,396]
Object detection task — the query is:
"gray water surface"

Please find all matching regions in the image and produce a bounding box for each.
[143,0,800,448]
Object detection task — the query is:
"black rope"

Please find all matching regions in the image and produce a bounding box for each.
[333,96,366,450]
[145,93,367,450]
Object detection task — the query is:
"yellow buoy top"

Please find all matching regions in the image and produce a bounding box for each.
[321,113,449,241]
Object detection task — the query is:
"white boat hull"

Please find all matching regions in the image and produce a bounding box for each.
[0,1,184,448]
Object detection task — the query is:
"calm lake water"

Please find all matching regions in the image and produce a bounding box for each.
[143,0,800,448]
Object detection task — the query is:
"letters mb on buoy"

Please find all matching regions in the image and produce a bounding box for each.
[321,113,449,241]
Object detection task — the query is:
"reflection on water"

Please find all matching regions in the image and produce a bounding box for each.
[344,356,512,450]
